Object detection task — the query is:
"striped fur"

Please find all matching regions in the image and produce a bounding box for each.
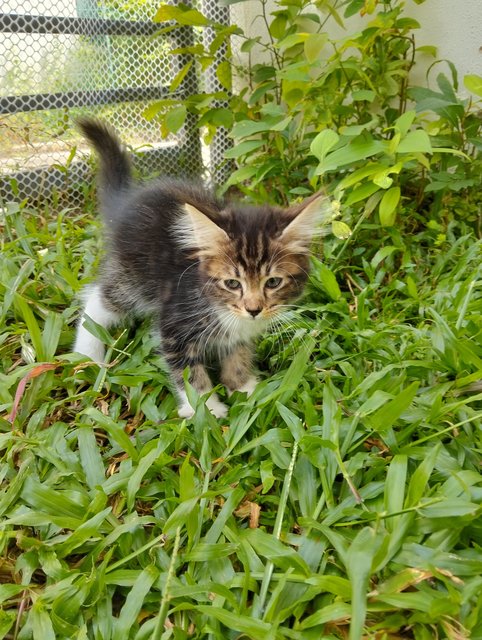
[74,117,327,417]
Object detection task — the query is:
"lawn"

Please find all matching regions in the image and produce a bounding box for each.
[1,194,481,639]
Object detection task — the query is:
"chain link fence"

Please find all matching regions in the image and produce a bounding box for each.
[0,0,230,205]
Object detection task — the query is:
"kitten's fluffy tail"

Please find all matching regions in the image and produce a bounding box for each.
[77,117,132,210]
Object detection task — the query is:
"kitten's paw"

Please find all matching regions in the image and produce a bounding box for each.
[177,395,228,419]
[206,395,229,419]
[178,402,195,419]
[229,376,259,397]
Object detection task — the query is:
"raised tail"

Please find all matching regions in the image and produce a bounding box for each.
[77,117,132,210]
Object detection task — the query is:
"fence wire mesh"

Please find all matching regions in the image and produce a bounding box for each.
[0,0,229,205]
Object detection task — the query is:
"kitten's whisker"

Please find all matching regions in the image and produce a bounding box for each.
[176,260,201,290]
[276,261,311,279]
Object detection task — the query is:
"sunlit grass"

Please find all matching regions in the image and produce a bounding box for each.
[1,197,481,639]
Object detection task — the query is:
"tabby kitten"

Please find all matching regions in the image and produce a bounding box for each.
[74,117,327,418]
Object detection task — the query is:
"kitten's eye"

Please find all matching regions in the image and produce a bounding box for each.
[265,277,283,289]
[224,279,242,291]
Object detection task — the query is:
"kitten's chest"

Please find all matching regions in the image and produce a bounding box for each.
[214,313,268,348]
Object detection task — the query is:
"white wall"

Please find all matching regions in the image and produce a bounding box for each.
[413,0,481,85]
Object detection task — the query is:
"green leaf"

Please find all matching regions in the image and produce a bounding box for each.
[338,163,387,189]
[397,129,432,154]
[163,496,200,535]
[277,33,307,52]
[222,166,257,190]
[384,455,407,521]
[299,602,352,629]
[351,90,376,101]
[370,245,399,269]
[418,500,479,518]
[154,4,208,26]
[240,37,262,52]
[311,260,341,301]
[31,602,55,640]
[216,60,232,91]
[310,129,339,161]
[347,527,376,640]
[196,606,272,638]
[20,476,88,522]
[81,407,138,460]
[316,138,387,174]
[394,110,416,137]
[77,315,114,348]
[127,443,163,511]
[378,186,401,227]
[332,220,352,239]
[369,381,419,432]
[185,543,239,561]
[276,402,304,442]
[199,107,233,129]
[243,528,309,573]
[224,140,264,159]
[14,293,44,361]
[113,565,159,640]
[42,311,63,360]
[417,44,437,56]
[170,60,193,93]
[230,119,276,138]
[165,105,187,134]
[464,74,482,98]
[77,425,105,490]
[344,182,380,206]
[304,33,328,63]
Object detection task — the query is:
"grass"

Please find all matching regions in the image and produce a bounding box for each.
[0,194,481,640]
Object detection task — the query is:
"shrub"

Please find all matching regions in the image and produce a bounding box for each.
[147,0,481,234]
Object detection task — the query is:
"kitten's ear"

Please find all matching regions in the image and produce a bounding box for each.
[280,194,329,250]
[175,203,229,253]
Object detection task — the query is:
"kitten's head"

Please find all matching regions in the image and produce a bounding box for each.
[175,194,327,322]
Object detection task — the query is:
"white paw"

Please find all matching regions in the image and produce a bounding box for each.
[206,395,229,419]
[177,394,228,419]
[178,402,195,419]
[230,376,259,397]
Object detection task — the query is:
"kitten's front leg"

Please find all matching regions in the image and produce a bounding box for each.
[220,343,258,396]
[164,347,228,419]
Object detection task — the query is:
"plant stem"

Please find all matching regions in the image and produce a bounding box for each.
[153,527,182,640]
[256,440,298,617]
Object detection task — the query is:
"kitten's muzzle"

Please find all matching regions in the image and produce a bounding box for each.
[246,307,262,318]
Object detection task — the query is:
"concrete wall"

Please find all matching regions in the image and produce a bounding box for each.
[414,0,481,82]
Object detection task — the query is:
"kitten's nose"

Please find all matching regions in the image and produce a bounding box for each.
[246,308,262,318]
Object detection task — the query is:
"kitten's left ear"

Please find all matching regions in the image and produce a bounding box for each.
[280,193,329,250]
[174,203,229,254]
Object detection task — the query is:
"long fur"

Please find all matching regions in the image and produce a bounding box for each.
[74,117,327,418]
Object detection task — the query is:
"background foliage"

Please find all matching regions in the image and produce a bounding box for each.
[149,0,481,229]
[1,0,481,638]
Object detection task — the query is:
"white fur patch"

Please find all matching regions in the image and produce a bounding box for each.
[230,375,258,396]
[176,388,228,419]
[215,310,269,350]
[74,284,119,363]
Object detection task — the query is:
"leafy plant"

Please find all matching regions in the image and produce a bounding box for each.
[147,0,481,233]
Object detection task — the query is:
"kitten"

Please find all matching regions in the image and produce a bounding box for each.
[74,117,327,418]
